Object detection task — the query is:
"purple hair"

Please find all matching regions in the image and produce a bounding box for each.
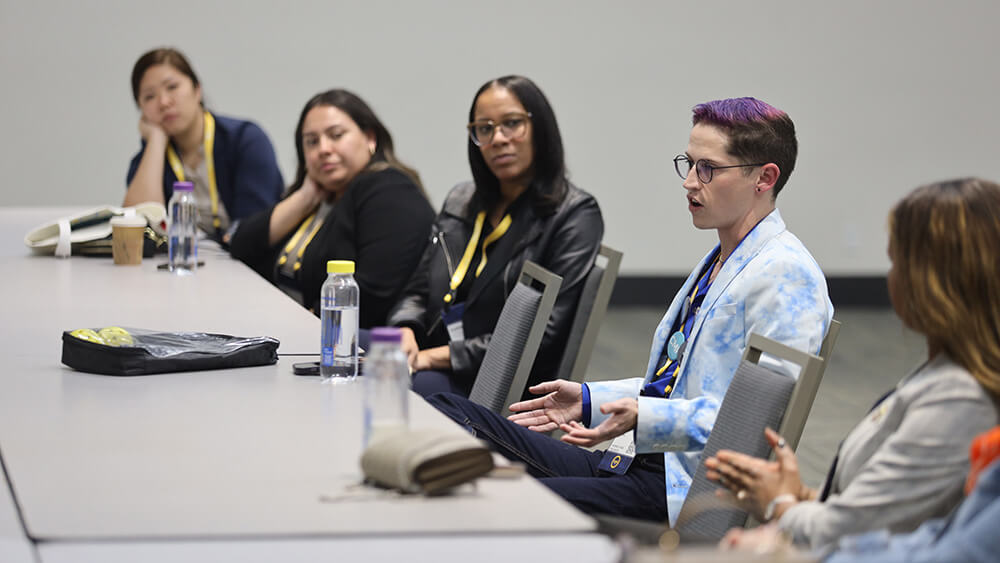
[692,97,786,127]
[690,97,797,198]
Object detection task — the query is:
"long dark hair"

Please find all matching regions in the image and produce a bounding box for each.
[467,75,567,215]
[287,89,423,196]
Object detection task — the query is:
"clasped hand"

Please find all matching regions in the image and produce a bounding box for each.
[703,427,810,520]
[397,328,449,372]
[507,380,637,447]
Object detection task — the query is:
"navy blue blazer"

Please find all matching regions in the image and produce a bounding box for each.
[126,112,284,222]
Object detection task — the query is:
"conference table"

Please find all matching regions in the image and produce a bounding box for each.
[0,208,616,562]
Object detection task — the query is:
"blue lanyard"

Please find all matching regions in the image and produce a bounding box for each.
[641,216,768,398]
[641,252,718,398]
[682,259,716,337]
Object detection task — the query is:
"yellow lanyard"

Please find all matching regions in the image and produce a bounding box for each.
[656,360,678,377]
[166,111,220,231]
[278,212,325,272]
[443,211,512,304]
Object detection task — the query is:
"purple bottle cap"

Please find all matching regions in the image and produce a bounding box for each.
[173,181,194,191]
[370,327,402,343]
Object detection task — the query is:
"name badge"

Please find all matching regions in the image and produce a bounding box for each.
[441,302,465,342]
[598,432,636,475]
[667,331,686,362]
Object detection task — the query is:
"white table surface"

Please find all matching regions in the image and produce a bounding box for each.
[0,467,35,563]
[2,358,594,540]
[3,207,319,356]
[39,534,619,563]
[2,206,598,548]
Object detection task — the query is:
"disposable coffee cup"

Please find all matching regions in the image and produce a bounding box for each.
[110,215,147,265]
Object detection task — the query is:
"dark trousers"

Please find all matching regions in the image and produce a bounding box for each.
[362,330,471,397]
[426,392,667,520]
[412,369,474,398]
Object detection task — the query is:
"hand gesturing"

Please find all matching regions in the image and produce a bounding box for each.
[507,379,582,433]
[559,398,638,447]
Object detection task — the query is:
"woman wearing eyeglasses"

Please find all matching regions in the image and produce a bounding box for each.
[124,47,284,242]
[388,75,604,398]
[230,89,434,324]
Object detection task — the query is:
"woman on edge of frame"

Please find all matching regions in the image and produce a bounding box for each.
[707,177,1000,551]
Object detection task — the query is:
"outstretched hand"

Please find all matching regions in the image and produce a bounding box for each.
[704,427,807,520]
[559,398,638,447]
[507,380,582,433]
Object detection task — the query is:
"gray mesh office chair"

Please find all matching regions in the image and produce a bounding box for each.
[555,245,623,384]
[675,321,841,542]
[468,261,562,415]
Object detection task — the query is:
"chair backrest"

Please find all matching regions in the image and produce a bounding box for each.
[675,321,841,542]
[775,319,841,451]
[468,261,562,415]
[555,244,623,384]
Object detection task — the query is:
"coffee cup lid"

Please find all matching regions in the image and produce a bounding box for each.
[110,215,148,228]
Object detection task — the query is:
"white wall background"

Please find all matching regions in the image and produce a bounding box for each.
[2,0,998,275]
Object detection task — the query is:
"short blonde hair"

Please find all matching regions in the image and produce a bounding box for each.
[889,178,1000,400]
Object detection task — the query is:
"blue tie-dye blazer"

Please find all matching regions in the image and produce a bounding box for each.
[587,209,833,525]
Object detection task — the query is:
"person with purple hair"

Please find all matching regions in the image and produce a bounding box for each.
[426,97,833,523]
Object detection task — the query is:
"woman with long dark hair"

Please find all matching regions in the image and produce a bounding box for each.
[230,89,433,325]
[388,75,604,397]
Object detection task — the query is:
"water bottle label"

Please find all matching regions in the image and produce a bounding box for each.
[319,304,358,379]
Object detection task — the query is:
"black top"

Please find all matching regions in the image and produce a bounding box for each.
[230,167,435,328]
[387,180,604,385]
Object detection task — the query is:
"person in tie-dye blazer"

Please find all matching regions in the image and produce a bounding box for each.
[427,97,833,524]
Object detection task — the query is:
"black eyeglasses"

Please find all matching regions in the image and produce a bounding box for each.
[467,112,532,147]
[673,155,768,184]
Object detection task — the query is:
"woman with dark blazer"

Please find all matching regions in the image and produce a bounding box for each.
[388,75,604,398]
[125,47,284,242]
[230,89,434,326]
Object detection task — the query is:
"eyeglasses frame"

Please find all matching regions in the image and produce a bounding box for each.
[673,154,769,184]
[467,112,534,147]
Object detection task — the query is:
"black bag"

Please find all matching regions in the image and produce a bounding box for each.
[62,327,279,376]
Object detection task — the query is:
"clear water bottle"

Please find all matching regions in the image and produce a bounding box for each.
[363,327,410,447]
[320,260,360,381]
[167,181,198,275]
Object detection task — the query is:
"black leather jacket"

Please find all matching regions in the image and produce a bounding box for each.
[387,180,604,385]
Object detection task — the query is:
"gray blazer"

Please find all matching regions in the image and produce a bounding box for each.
[779,354,998,549]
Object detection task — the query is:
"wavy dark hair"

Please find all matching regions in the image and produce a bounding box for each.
[131,47,201,107]
[467,75,567,215]
[287,89,423,196]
